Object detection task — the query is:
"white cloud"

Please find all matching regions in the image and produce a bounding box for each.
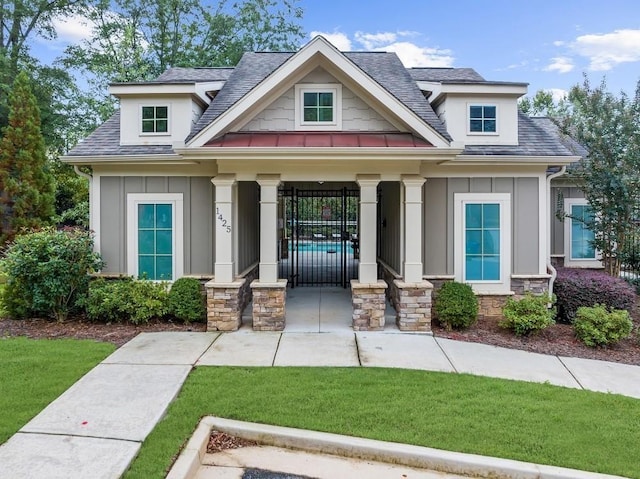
[310,31,352,51]
[544,56,574,73]
[52,14,94,43]
[354,31,398,50]
[380,42,453,68]
[571,29,640,71]
[553,40,565,47]
[309,30,454,68]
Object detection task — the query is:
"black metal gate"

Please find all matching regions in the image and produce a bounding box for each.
[279,187,359,287]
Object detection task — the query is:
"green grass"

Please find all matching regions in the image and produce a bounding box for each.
[125,367,640,479]
[0,337,115,443]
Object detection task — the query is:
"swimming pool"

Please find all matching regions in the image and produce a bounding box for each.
[290,241,354,253]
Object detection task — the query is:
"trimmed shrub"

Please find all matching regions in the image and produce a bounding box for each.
[168,277,206,323]
[500,293,555,336]
[1,227,103,321]
[83,277,169,324]
[433,281,478,330]
[554,268,636,324]
[574,304,633,347]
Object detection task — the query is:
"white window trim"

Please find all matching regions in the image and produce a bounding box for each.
[294,84,342,130]
[467,103,499,136]
[139,104,171,136]
[454,193,511,293]
[127,193,184,280]
[563,198,602,268]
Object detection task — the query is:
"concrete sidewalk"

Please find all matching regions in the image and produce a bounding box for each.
[2,331,640,479]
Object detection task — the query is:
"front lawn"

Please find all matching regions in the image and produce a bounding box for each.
[0,337,115,443]
[125,367,640,479]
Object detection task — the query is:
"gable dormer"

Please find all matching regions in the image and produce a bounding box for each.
[109,68,231,147]
[411,69,527,146]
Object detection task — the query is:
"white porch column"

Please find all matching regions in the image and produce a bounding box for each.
[256,174,281,283]
[357,174,381,283]
[212,174,236,283]
[402,175,426,283]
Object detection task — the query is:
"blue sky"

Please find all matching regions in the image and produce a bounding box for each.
[37,0,640,100]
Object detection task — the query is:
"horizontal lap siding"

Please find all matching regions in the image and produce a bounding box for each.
[424,177,540,276]
[99,176,214,276]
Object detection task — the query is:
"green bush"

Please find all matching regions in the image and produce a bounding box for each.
[83,277,169,324]
[1,227,103,321]
[500,293,555,336]
[168,277,206,323]
[433,281,478,330]
[574,304,633,347]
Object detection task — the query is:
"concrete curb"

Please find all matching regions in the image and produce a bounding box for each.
[167,416,625,479]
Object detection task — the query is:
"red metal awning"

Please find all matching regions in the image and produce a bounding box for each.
[204,132,433,148]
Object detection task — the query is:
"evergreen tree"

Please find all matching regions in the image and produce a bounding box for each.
[0,71,55,243]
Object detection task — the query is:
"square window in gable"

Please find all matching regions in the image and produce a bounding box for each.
[141,105,169,135]
[295,84,342,130]
[468,104,497,134]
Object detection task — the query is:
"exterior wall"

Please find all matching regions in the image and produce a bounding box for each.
[240,67,396,132]
[378,182,402,273]
[236,181,260,274]
[423,177,540,276]
[434,95,519,145]
[550,184,584,257]
[99,176,214,276]
[119,95,197,146]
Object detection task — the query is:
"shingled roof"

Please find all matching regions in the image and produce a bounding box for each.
[408,67,485,82]
[462,112,581,157]
[66,111,175,157]
[187,50,452,142]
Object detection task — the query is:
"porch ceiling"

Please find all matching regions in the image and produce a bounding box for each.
[204,132,434,148]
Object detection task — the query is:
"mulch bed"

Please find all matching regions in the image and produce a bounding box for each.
[207,431,258,453]
[1,307,639,365]
[432,315,640,366]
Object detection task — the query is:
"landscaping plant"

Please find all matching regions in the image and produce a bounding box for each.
[168,277,206,323]
[554,268,636,323]
[1,227,103,321]
[573,304,633,347]
[83,277,170,324]
[500,293,555,336]
[433,281,478,329]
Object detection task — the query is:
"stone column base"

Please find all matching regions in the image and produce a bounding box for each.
[393,280,433,332]
[205,279,246,331]
[477,292,514,321]
[251,279,287,331]
[351,280,387,331]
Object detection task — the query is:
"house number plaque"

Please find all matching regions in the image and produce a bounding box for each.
[216,207,231,233]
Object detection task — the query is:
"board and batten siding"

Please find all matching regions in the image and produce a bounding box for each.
[100,176,214,276]
[550,185,585,256]
[378,182,402,273]
[240,68,396,132]
[423,177,540,276]
[236,181,260,273]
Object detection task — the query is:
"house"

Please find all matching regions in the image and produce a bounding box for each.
[61,36,582,332]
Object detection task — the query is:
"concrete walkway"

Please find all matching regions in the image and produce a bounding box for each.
[2,327,640,478]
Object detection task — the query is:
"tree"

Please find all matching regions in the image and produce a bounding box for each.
[0,71,55,243]
[519,89,566,117]
[60,0,304,123]
[561,76,640,276]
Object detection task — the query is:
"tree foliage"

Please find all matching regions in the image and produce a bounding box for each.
[561,76,640,276]
[519,89,566,117]
[0,71,55,243]
[60,0,304,122]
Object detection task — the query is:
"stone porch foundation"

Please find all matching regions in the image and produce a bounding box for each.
[205,279,248,331]
[251,279,287,331]
[477,293,514,321]
[393,280,433,332]
[351,280,387,331]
